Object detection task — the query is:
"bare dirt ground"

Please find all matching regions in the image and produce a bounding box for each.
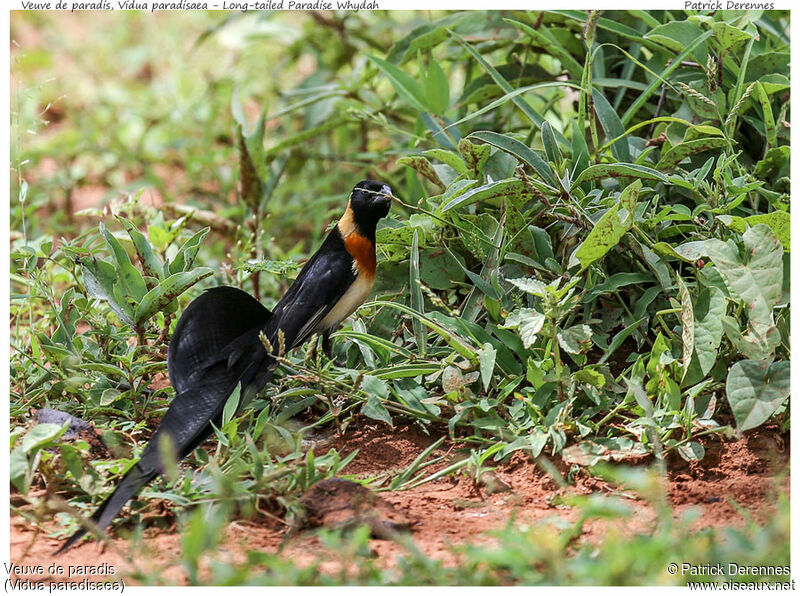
[9,423,789,585]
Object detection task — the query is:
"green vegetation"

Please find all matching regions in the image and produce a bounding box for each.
[10,9,789,585]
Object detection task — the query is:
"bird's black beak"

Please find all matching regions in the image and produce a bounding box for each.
[376,184,392,213]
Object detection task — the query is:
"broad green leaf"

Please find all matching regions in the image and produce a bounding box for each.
[22,422,69,453]
[712,21,755,51]
[571,162,666,188]
[721,316,781,361]
[362,393,394,428]
[424,148,467,174]
[726,359,790,430]
[656,138,729,170]
[466,131,558,187]
[79,257,135,327]
[458,138,491,176]
[118,217,163,281]
[424,58,450,115]
[10,447,28,493]
[367,54,428,113]
[676,441,706,462]
[134,268,214,325]
[644,20,707,58]
[705,224,782,329]
[100,222,148,302]
[440,179,533,212]
[557,324,593,355]
[573,367,606,388]
[100,388,122,406]
[501,308,545,349]
[574,180,641,268]
[508,277,547,296]
[169,227,210,274]
[744,212,790,251]
[397,155,445,189]
[692,285,726,376]
[674,240,708,262]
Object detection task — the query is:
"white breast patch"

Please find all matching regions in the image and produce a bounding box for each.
[320,269,374,332]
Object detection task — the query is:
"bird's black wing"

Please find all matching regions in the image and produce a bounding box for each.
[266,239,356,351]
[168,286,272,394]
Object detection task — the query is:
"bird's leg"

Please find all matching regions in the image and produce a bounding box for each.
[321,330,334,360]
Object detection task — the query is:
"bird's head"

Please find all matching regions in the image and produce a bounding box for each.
[348,179,392,227]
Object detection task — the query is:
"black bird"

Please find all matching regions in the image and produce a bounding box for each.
[57,179,393,553]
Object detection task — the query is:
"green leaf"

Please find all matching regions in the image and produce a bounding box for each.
[10,447,28,493]
[457,138,490,177]
[592,89,631,163]
[409,230,427,356]
[712,21,755,51]
[692,286,726,376]
[644,20,707,58]
[79,257,135,327]
[100,222,148,302]
[744,212,790,251]
[502,308,545,349]
[424,148,467,174]
[676,441,706,462]
[21,422,69,453]
[100,388,123,406]
[367,54,428,113]
[449,29,567,147]
[134,268,214,325]
[467,130,558,188]
[397,155,445,189]
[361,375,393,427]
[440,179,533,212]
[424,58,450,115]
[118,217,164,281]
[221,384,242,427]
[479,342,497,392]
[508,277,547,296]
[571,162,667,188]
[574,180,640,268]
[656,138,729,170]
[169,227,210,274]
[726,359,790,431]
[541,121,562,165]
[705,224,783,328]
[573,367,606,388]
[557,324,592,355]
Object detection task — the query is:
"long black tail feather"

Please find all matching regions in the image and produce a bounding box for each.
[56,286,276,554]
[56,464,157,555]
